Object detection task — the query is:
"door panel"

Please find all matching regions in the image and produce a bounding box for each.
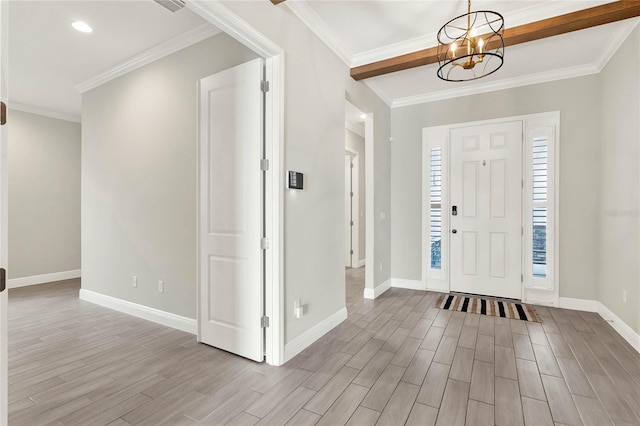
[198,58,264,362]
[450,121,522,299]
[490,160,506,218]
[462,161,478,218]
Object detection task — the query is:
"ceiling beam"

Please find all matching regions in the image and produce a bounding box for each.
[270,0,287,4]
[350,0,640,81]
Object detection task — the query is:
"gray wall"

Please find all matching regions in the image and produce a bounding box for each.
[220,1,391,344]
[81,34,258,318]
[8,110,80,279]
[598,26,639,333]
[391,75,601,301]
[345,129,365,262]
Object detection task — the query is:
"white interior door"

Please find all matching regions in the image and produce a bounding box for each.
[345,155,352,267]
[0,0,7,421]
[198,58,264,362]
[450,121,523,299]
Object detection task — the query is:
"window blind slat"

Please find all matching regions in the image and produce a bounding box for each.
[430,148,442,269]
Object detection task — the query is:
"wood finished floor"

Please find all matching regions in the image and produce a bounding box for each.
[7,270,640,426]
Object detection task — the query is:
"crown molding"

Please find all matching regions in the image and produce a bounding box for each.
[391,18,637,108]
[185,1,282,57]
[352,33,437,68]
[75,23,221,93]
[350,1,618,67]
[9,102,81,123]
[284,1,353,66]
[505,0,618,30]
[594,18,639,70]
[392,63,601,108]
[362,79,393,108]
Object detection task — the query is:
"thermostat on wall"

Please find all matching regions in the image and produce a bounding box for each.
[288,171,303,190]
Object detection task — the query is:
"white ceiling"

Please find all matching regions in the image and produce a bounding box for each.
[8,1,640,117]
[287,0,640,107]
[9,1,212,119]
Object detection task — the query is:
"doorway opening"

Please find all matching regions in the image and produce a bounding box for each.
[344,100,366,306]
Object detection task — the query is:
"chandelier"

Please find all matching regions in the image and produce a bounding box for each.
[436,0,505,81]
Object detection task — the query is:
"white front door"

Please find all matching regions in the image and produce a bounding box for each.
[198,58,264,362]
[345,155,352,267]
[0,0,7,421]
[450,121,523,299]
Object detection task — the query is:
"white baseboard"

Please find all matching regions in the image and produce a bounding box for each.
[363,278,391,300]
[79,289,197,335]
[597,302,640,353]
[283,307,348,362]
[356,259,366,268]
[391,278,425,291]
[8,269,81,289]
[558,297,598,312]
[559,297,639,353]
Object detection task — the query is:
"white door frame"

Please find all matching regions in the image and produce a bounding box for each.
[422,112,560,306]
[345,148,360,268]
[0,0,7,420]
[344,154,351,267]
[363,113,375,296]
[187,1,284,365]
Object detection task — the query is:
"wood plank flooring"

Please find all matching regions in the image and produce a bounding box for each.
[7,270,640,425]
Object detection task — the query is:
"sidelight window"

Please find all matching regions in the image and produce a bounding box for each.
[430,148,442,269]
[525,117,557,295]
[532,138,548,278]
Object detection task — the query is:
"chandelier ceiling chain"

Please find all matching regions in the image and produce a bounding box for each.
[436,0,505,82]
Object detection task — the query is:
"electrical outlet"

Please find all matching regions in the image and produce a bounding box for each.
[158,280,164,293]
[132,275,137,288]
[623,289,628,304]
[294,299,303,319]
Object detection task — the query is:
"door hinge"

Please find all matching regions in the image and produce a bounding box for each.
[350,221,354,226]
[521,227,524,236]
[0,268,6,293]
[350,192,354,197]
[260,80,270,93]
[0,102,6,126]
[260,238,269,250]
[522,179,524,189]
[350,163,354,169]
[521,274,524,282]
[261,316,270,328]
[350,250,354,255]
[260,158,269,171]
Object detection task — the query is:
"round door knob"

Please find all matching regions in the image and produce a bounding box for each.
[452,229,458,234]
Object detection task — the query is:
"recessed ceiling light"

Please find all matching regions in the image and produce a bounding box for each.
[359,114,366,120]
[72,21,93,33]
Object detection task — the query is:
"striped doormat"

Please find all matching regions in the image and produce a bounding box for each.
[436,294,541,322]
